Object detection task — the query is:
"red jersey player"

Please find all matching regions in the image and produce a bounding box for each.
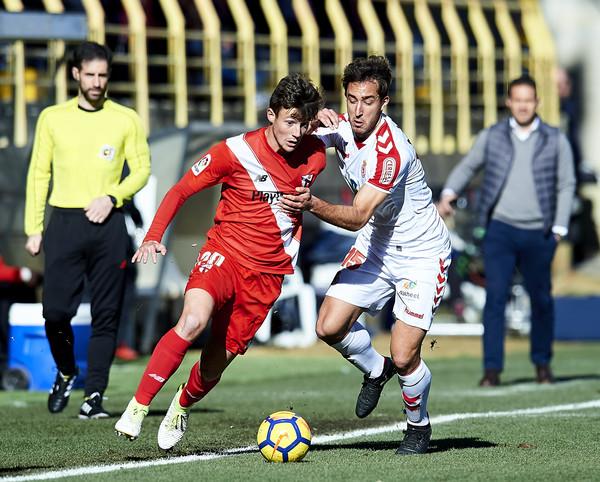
[115,74,326,450]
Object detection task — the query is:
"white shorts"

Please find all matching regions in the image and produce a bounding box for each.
[326,241,451,331]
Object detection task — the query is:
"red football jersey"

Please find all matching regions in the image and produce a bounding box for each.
[145,127,326,274]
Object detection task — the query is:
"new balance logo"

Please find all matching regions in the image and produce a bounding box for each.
[254,174,268,182]
[149,373,166,383]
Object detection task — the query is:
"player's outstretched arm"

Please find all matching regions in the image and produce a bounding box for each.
[281,184,387,231]
[132,240,167,264]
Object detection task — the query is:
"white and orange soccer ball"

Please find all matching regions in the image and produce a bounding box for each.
[257,411,312,462]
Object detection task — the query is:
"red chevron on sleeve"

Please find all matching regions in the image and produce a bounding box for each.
[368,122,401,192]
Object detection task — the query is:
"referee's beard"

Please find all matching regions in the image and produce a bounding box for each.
[81,85,108,109]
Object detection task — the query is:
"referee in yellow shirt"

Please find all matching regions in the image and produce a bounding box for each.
[24,42,150,418]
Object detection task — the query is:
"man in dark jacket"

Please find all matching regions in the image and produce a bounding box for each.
[437,75,576,386]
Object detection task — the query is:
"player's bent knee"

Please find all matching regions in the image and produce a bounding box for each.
[175,312,209,341]
[391,352,420,376]
[315,318,346,345]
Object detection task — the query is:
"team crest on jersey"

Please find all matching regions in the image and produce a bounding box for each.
[301,174,314,187]
[192,154,211,176]
[98,144,115,161]
[360,160,367,179]
[379,157,396,185]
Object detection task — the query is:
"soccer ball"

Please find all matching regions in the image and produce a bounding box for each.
[257,411,312,462]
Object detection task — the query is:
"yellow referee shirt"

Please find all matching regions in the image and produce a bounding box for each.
[25,98,151,235]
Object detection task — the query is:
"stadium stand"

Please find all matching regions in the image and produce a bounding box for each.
[1,0,560,149]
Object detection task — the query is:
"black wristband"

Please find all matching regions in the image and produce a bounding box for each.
[108,195,117,206]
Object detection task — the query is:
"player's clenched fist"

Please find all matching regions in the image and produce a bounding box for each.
[280,186,314,214]
[132,240,167,264]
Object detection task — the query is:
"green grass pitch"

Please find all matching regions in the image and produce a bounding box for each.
[1,337,599,481]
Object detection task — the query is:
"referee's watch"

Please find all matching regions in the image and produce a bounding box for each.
[108,195,117,206]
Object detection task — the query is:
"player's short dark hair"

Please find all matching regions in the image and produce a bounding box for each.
[71,41,113,71]
[508,74,537,97]
[342,56,393,98]
[269,73,324,122]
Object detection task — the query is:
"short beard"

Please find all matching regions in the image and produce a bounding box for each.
[82,88,107,108]
[515,113,537,128]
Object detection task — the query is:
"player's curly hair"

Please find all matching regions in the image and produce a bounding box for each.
[71,41,113,71]
[269,73,324,122]
[342,56,392,98]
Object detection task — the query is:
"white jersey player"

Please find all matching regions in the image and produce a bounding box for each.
[317,111,450,253]
[280,56,451,456]
[315,111,450,330]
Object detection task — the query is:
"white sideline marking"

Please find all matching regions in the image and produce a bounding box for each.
[3,399,600,481]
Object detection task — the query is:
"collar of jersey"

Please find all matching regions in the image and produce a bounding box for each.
[77,100,106,113]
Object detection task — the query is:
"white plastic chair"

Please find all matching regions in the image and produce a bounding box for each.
[255,270,317,348]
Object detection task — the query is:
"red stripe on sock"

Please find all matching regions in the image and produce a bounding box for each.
[134,329,192,405]
[402,392,421,405]
[179,361,220,408]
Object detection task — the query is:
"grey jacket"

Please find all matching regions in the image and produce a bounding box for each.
[443,117,576,234]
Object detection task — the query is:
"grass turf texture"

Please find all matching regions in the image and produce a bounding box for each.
[1,336,599,481]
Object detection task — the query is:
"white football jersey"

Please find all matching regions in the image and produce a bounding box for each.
[315,113,450,257]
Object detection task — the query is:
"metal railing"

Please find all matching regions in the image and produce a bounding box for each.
[1,0,559,154]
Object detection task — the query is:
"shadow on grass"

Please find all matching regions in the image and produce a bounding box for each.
[504,373,600,385]
[312,437,496,453]
[146,407,223,417]
[428,437,497,453]
[0,466,51,475]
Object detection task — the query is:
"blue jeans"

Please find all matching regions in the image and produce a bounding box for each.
[482,220,557,371]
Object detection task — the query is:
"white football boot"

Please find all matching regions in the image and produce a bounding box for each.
[114,397,149,440]
[157,384,190,450]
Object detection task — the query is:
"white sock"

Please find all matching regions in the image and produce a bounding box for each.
[332,321,385,377]
[397,359,431,426]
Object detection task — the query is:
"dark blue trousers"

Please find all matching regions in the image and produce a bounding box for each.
[482,220,557,371]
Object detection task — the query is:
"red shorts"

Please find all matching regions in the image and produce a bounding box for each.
[185,240,284,355]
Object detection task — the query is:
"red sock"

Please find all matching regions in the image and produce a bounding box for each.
[179,361,220,408]
[134,329,192,405]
